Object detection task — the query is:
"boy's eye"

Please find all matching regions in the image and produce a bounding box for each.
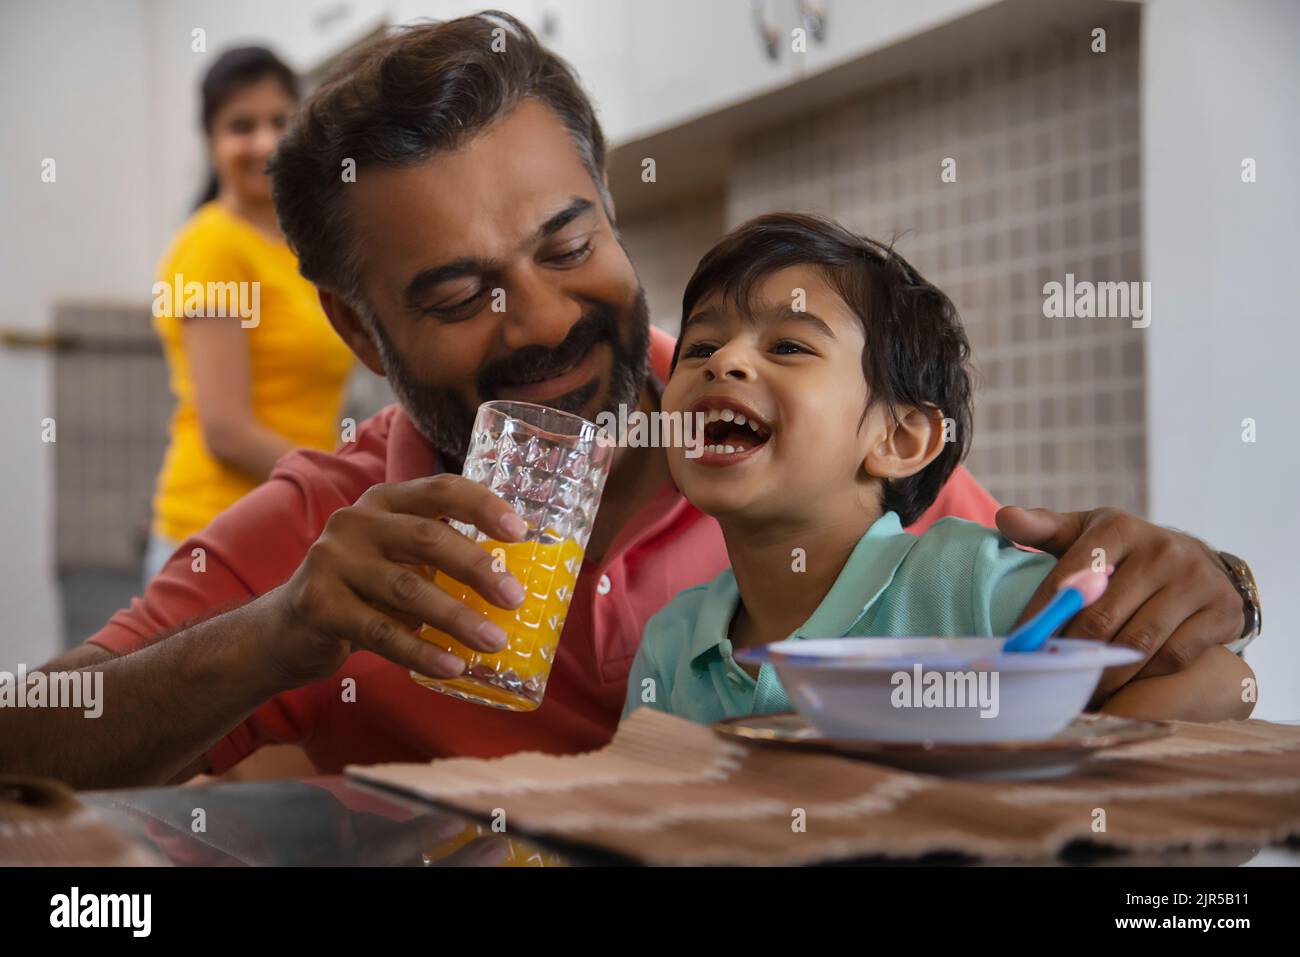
[681,340,809,359]
[772,340,809,355]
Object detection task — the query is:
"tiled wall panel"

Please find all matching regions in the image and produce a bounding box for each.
[723,32,1146,513]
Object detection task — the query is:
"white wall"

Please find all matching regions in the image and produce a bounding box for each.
[1143,0,1300,720]
[0,0,161,666]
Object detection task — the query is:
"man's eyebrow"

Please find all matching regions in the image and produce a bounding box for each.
[533,196,594,244]
[401,196,596,310]
[681,303,837,339]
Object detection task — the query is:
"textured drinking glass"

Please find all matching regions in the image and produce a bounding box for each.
[411,401,612,711]
[420,821,567,867]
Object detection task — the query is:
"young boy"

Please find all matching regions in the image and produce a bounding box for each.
[622,213,1253,726]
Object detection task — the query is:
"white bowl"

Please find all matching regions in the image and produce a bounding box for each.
[738,637,1144,743]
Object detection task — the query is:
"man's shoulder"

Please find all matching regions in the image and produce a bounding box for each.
[196,403,406,578]
[272,403,405,507]
[85,405,410,657]
[908,467,1000,533]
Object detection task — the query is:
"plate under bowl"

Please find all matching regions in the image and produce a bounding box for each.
[713,711,1172,780]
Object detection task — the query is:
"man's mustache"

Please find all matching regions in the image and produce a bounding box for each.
[477,305,619,399]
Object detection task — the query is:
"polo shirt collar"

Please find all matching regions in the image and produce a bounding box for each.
[687,511,920,668]
[387,407,444,483]
[687,570,744,667]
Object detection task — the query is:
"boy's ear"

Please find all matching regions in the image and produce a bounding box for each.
[863,404,947,480]
[319,288,385,377]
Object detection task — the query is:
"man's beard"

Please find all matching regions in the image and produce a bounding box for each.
[365,288,650,467]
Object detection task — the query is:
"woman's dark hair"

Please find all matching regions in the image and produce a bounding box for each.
[269,11,608,312]
[676,213,974,526]
[195,46,300,208]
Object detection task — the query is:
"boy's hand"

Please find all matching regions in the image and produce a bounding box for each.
[997,506,1244,701]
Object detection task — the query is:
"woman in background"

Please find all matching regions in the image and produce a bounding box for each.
[146,47,353,584]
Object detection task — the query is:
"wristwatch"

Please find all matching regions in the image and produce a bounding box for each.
[1217,550,1262,655]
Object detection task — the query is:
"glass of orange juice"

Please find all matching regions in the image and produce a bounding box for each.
[421,821,567,867]
[411,400,612,711]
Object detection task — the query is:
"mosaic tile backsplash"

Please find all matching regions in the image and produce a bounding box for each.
[621,28,1146,515]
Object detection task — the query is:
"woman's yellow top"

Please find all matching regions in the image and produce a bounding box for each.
[151,202,353,541]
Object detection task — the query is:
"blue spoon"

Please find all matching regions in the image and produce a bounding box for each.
[1003,568,1111,653]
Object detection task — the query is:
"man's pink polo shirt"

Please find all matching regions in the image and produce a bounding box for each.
[87,327,1000,772]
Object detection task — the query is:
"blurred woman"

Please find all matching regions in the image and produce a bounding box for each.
[145,47,353,584]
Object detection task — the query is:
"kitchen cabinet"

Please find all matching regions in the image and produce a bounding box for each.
[622,0,794,142]
[223,0,1004,145]
[798,0,997,77]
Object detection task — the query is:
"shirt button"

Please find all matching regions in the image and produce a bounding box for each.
[596,574,612,595]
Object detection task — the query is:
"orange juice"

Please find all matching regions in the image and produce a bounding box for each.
[413,536,585,710]
[421,821,566,867]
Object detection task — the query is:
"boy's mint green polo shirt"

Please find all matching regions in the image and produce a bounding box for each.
[621,513,1056,726]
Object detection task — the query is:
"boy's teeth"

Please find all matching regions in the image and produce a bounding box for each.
[701,407,766,431]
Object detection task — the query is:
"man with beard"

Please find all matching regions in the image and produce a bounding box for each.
[1,13,1255,787]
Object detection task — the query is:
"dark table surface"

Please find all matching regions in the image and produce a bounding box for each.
[78,774,1300,867]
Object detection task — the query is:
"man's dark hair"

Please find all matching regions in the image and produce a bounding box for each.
[269,10,608,313]
[676,213,974,526]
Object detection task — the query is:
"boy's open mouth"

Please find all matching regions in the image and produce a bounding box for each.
[692,399,773,455]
